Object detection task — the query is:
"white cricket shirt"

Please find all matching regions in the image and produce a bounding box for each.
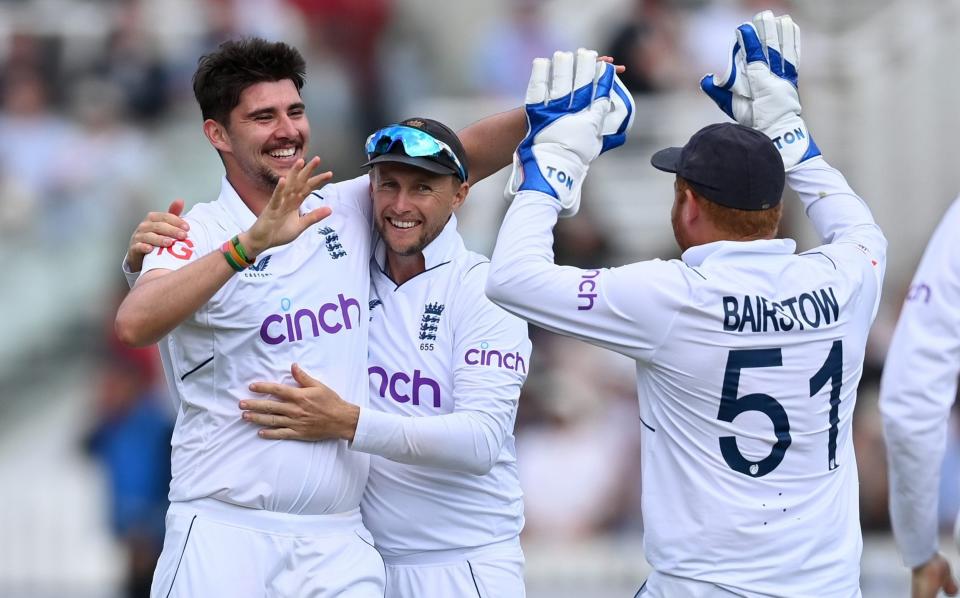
[880,197,960,567]
[351,214,530,559]
[139,175,373,514]
[486,157,886,597]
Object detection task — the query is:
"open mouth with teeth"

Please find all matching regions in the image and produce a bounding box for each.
[386,217,420,230]
[266,147,300,163]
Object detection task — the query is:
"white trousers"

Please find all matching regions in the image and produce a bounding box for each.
[150,498,386,598]
[382,538,524,598]
[636,571,863,598]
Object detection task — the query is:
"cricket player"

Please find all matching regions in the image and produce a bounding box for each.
[484,12,886,597]
[880,197,960,598]
[115,38,531,597]
[239,117,534,596]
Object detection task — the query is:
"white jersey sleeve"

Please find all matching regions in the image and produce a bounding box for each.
[484,190,689,361]
[787,156,887,310]
[352,265,530,475]
[879,198,960,567]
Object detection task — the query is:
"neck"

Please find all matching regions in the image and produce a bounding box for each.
[226,172,272,216]
[386,251,426,286]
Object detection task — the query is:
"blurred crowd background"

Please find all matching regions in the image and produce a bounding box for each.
[2,0,959,596]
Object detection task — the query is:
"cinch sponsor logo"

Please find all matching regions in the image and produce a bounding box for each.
[156,238,194,260]
[368,366,441,408]
[259,295,361,345]
[464,341,527,374]
[577,269,600,311]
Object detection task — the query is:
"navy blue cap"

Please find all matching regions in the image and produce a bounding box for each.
[650,123,784,211]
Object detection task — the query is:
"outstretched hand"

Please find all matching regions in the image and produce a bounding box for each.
[242,363,360,442]
[126,199,189,272]
[242,157,334,257]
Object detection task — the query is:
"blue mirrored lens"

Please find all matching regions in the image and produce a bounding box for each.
[364,125,466,181]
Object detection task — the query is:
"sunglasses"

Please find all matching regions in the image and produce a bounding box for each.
[365,125,467,181]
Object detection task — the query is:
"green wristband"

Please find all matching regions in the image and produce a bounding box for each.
[222,247,245,272]
[231,235,255,264]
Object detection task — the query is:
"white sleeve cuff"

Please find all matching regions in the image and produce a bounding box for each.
[121,257,141,289]
[349,408,397,455]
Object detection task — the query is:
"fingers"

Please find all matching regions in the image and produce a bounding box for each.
[240,398,296,415]
[258,427,299,440]
[700,74,735,119]
[291,363,324,388]
[247,380,302,402]
[736,23,766,65]
[525,57,551,104]
[754,10,783,76]
[301,206,333,229]
[305,170,334,193]
[778,15,800,85]
[166,198,185,217]
[574,48,598,93]
[597,55,627,74]
[242,410,295,429]
[549,50,574,101]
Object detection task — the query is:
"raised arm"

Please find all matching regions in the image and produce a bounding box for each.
[458,108,526,186]
[700,10,886,275]
[115,159,332,346]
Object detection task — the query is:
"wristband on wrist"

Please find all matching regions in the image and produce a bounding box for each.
[231,235,256,265]
[221,240,245,272]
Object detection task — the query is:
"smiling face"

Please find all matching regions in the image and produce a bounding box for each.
[206,79,309,196]
[371,162,467,257]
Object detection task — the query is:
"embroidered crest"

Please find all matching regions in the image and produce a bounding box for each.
[419,302,445,341]
[318,226,347,259]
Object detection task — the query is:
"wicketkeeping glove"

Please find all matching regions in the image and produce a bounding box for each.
[700,10,820,170]
[506,48,634,217]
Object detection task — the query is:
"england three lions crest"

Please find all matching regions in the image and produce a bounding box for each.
[318,226,347,259]
[419,302,445,342]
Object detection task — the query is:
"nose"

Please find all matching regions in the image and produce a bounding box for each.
[275,113,298,140]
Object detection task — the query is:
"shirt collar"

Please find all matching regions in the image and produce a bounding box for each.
[374,213,464,271]
[681,238,797,267]
[217,176,257,230]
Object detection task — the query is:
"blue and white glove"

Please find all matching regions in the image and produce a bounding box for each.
[700,10,820,171]
[506,48,634,218]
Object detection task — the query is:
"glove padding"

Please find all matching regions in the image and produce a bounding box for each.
[700,10,820,170]
[506,48,634,217]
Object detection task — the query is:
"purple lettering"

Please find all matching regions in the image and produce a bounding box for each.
[514,353,526,374]
[259,314,285,345]
[318,302,341,333]
[465,348,480,365]
[389,371,411,403]
[368,366,388,398]
[294,308,319,340]
[339,293,361,330]
[413,370,441,408]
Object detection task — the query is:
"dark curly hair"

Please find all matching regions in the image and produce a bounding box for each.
[192,38,306,126]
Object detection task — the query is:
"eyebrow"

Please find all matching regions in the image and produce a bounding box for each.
[244,102,306,119]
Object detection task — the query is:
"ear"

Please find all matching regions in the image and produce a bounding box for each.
[203,119,231,154]
[681,187,700,226]
[451,179,469,210]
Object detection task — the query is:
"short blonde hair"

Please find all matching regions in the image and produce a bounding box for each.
[678,177,782,240]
